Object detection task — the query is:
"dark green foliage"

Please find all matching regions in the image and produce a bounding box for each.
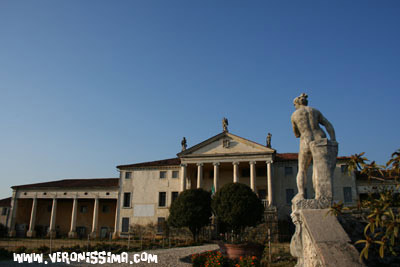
[212,183,264,233]
[168,188,212,241]
[0,248,12,260]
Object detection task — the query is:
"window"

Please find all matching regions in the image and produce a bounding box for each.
[343,187,352,203]
[157,217,166,233]
[158,192,166,207]
[241,168,250,177]
[256,167,266,177]
[123,192,131,208]
[160,171,167,179]
[171,192,179,203]
[284,167,293,176]
[209,170,214,178]
[341,165,348,174]
[172,171,179,179]
[80,206,88,213]
[286,189,295,204]
[304,188,308,199]
[1,207,8,216]
[125,172,131,179]
[102,205,110,213]
[121,217,129,233]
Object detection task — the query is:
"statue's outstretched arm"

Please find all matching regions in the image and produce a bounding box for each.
[319,113,336,141]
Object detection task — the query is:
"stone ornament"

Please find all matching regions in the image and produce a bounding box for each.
[181,137,187,151]
[222,138,230,148]
[222,117,229,132]
[266,132,272,148]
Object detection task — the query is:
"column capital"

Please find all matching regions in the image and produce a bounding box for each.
[196,163,204,167]
[266,160,273,164]
[232,161,240,166]
[249,161,257,165]
[213,162,220,166]
[180,163,187,167]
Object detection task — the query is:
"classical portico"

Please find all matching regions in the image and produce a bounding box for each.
[177,131,275,206]
[8,178,119,239]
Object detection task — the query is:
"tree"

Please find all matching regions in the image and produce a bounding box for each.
[212,183,264,238]
[167,188,212,242]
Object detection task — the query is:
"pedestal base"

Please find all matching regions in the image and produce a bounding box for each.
[26,230,36,238]
[90,232,97,239]
[9,230,16,237]
[68,231,77,238]
[112,232,120,240]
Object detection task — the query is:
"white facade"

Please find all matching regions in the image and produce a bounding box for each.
[115,131,357,237]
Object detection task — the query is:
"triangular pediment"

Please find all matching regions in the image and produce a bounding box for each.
[177,132,274,158]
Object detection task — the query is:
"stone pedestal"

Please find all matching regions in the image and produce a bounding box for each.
[26,230,36,238]
[309,139,338,200]
[68,231,77,238]
[9,230,16,237]
[290,209,363,267]
[112,232,120,240]
[90,232,97,239]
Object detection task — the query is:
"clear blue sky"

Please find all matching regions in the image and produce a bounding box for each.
[0,1,399,199]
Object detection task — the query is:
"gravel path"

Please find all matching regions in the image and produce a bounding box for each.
[0,244,220,267]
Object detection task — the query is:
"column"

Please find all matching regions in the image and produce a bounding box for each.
[213,162,220,193]
[90,197,99,238]
[113,191,121,239]
[180,164,187,192]
[267,160,273,206]
[197,163,203,188]
[48,198,57,238]
[26,197,37,237]
[68,197,78,238]
[8,194,18,237]
[250,161,256,192]
[233,162,239,183]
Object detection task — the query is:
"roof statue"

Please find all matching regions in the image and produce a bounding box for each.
[181,137,187,151]
[266,132,272,148]
[222,117,229,132]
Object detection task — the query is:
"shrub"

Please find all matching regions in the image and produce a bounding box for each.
[212,183,264,240]
[15,246,27,254]
[168,189,212,242]
[0,248,12,260]
[191,250,259,267]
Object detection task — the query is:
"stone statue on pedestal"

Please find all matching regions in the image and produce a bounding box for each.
[290,93,339,267]
[290,93,338,209]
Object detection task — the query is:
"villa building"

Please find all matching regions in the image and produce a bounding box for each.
[3,128,358,238]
